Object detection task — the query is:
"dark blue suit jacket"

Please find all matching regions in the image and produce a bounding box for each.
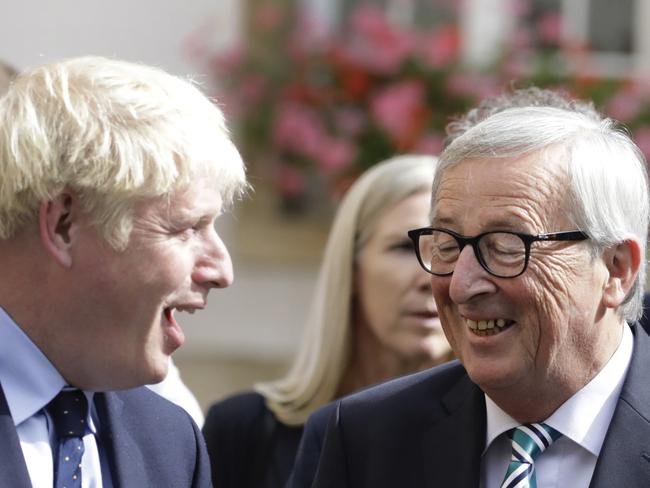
[639,293,650,334]
[0,385,212,487]
[289,324,650,487]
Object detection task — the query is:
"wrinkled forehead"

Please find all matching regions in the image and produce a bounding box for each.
[431,150,571,231]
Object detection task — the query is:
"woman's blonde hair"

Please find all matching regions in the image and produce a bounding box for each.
[0,56,246,249]
[255,154,437,425]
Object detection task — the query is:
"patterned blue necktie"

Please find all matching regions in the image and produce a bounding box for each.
[47,389,88,488]
[500,423,562,488]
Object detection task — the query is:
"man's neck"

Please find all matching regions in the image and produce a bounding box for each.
[483,320,625,423]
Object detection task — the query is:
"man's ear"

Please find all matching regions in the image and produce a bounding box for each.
[38,193,75,268]
[602,238,642,308]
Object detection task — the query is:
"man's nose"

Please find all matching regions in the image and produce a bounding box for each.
[448,245,496,304]
[192,229,234,289]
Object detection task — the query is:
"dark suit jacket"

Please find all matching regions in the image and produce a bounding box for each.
[0,385,212,488]
[203,391,303,488]
[639,293,650,334]
[290,324,650,487]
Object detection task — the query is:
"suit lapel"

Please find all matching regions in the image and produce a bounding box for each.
[420,374,486,488]
[0,383,33,487]
[95,391,149,488]
[590,325,650,487]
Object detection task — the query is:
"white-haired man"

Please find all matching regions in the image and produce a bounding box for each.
[0,56,246,487]
[292,99,650,487]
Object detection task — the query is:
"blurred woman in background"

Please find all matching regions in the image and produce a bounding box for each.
[202,154,453,488]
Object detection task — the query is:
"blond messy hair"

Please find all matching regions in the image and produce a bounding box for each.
[0,56,246,249]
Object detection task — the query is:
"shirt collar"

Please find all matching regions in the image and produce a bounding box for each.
[0,307,97,431]
[484,323,633,456]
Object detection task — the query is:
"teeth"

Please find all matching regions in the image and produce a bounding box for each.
[466,318,510,332]
[174,307,197,314]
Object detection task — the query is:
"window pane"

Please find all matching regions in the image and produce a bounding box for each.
[588,0,634,53]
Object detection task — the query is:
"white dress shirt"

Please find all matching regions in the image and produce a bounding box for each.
[481,323,633,488]
[0,307,109,487]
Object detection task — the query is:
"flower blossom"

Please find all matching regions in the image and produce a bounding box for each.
[371,80,427,148]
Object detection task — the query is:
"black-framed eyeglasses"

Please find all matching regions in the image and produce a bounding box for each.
[407,227,589,278]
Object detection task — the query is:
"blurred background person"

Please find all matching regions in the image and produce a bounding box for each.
[202,154,454,487]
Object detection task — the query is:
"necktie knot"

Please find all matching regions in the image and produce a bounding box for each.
[501,423,562,488]
[47,389,89,438]
[510,423,561,463]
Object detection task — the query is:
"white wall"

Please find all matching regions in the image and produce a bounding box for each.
[0,0,239,75]
[0,0,314,362]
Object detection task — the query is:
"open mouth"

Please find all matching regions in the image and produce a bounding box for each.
[164,307,175,323]
[411,311,439,319]
[162,307,187,351]
[466,318,515,336]
[164,305,198,322]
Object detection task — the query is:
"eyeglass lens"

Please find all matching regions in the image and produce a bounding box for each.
[420,230,527,277]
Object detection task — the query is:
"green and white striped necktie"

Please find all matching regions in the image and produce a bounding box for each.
[500,423,562,488]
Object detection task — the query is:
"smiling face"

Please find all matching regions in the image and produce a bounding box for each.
[65,172,233,389]
[355,191,451,366]
[430,152,623,418]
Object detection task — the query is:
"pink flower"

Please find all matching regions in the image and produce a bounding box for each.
[272,103,327,158]
[315,138,357,172]
[501,54,528,79]
[420,26,460,68]
[350,5,392,38]
[509,27,533,51]
[510,0,531,17]
[445,73,502,100]
[212,46,245,73]
[606,89,642,122]
[633,127,650,159]
[631,79,650,97]
[334,108,367,137]
[371,80,427,146]
[237,75,267,106]
[276,165,305,197]
[414,133,445,156]
[288,14,329,58]
[537,12,563,44]
[346,5,417,74]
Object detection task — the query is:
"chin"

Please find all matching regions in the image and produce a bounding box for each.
[148,359,171,384]
[420,338,452,364]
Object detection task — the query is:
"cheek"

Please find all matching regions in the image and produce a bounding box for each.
[526,254,587,324]
[522,253,600,359]
[430,278,458,340]
[431,277,452,314]
[356,263,401,332]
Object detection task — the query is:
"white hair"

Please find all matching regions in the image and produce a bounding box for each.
[0,56,247,249]
[434,106,649,321]
[255,154,438,425]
